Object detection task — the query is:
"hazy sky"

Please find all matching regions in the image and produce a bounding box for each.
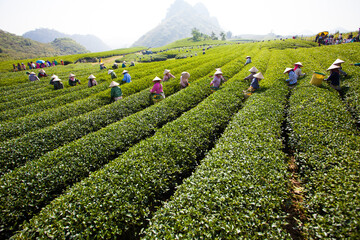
[0,0,359,49]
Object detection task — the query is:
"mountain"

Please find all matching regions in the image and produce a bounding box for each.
[0,29,89,60]
[132,0,224,48]
[23,28,111,52]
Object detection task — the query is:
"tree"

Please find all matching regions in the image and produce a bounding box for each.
[220,32,226,41]
[211,31,218,40]
[191,28,201,41]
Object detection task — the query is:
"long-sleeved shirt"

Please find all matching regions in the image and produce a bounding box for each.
[88,79,98,87]
[111,86,123,98]
[286,70,298,85]
[38,72,47,78]
[180,76,189,88]
[325,71,340,86]
[245,58,251,65]
[163,73,175,82]
[244,72,255,80]
[122,73,131,83]
[150,82,163,94]
[111,72,117,79]
[69,78,80,86]
[54,81,64,90]
[29,74,40,81]
[250,78,259,89]
[211,75,222,88]
[294,68,305,77]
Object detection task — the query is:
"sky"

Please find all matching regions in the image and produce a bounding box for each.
[0,0,359,49]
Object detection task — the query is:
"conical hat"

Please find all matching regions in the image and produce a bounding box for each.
[246,56,251,58]
[327,64,340,71]
[163,69,170,75]
[108,70,114,74]
[333,59,345,65]
[30,72,36,75]
[249,67,259,73]
[69,73,76,77]
[51,74,58,79]
[294,62,303,67]
[109,81,119,87]
[123,61,126,63]
[88,74,96,79]
[181,72,190,79]
[283,68,293,74]
[52,77,61,82]
[253,72,264,79]
[214,70,223,75]
[122,70,128,74]
[153,76,162,82]
[39,69,45,73]
[215,68,222,71]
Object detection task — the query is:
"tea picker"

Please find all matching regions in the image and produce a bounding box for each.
[149,76,165,104]
[283,68,298,86]
[243,72,264,97]
[109,81,123,101]
[244,66,259,80]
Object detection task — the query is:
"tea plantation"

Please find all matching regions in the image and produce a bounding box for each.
[0,40,359,239]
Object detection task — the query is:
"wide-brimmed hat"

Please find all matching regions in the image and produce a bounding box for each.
[246,56,251,58]
[181,72,190,79]
[109,81,119,87]
[333,59,345,65]
[215,68,222,71]
[30,72,36,75]
[163,69,170,75]
[51,74,58,79]
[327,64,341,71]
[253,72,264,79]
[69,73,76,77]
[283,68,293,74]
[294,62,303,67]
[123,61,126,63]
[39,69,45,73]
[249,67,259,73]
[88,74,96,79]
[214,70,223,75]
[52,77,61,82]
[122,70,128,74]
[153,76,162,82]
[108,70,114,74]
[100,63,104,65]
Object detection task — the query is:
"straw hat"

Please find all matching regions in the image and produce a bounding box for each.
[39,69,45,73]
[246,56,251,58]
[108,70,114,74]
[51,74,58,79]
[123,61,126,63]
[153,76,162,82]
[109,81,119,88]
[333,59,345,65]
[253,72,264,79]
[283,68,293,74]
[214,70,223,75]
[122,70,128,74]
[100,63,104,65]
[30,72,36,75]
[181,72,190,79]
[215,68,222,71]
[249,67,259,73]
[88,74,96,79]
[163,69,170,75]
[327,64,341,71]
[52,77,61,82]
[294,62,303,67]
[69,73,76,77]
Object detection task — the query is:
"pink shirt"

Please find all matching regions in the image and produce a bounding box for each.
[163,73,175,81]
[211,75,222,88]
[150,82,163,94]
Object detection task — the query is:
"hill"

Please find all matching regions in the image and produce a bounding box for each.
[132,0,224,47]
[0,29,90,61]
[23,28,111,52]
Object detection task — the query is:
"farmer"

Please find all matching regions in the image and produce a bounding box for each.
[88,74,98,87]
[68,73,80,86]
[112,62,118,69]
[247,72,264,92]
[38,69,47,78]
[100,63,106,70]
[180,71,190,89]
[28,72,40,81]
[109,81,123,101]
[149,76,165,103]
[50,74,58,85]
[244,56,251,65]
[163,69,175,82]
[244,66,259,80]
[284,68,298,86]
[324,65,341,91]
[130,61,135,67]
[210,69,224,91]
[121,70,131,84]
[294,62,306,78]
[108,70,117,79]
[52,77,64,90]
[122,61,126,68]
[332,59,347,77]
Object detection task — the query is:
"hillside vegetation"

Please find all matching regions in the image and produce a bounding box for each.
[0,40,359,239]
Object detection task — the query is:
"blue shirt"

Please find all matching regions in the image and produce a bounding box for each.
[286,70,298,85]
[122,73,131,83]
[250,78,259,89]
[245,58,251,65]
